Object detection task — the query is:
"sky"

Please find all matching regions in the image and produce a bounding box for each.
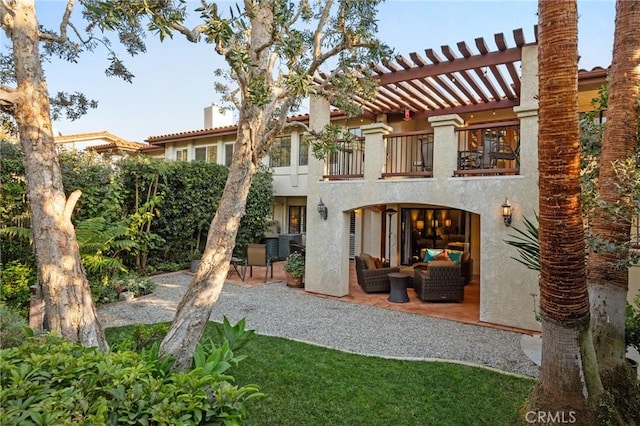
[28,0,616,143]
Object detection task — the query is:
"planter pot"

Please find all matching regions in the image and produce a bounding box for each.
[285,272,304,288]
[190,260,201,273]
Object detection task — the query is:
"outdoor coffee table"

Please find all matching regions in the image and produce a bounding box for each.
[387,272,410,303]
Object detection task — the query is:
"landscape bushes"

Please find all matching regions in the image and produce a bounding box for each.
[0,142,274,312]
[0,331,262,425]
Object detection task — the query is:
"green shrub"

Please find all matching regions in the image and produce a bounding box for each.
[626,291,640,353]
[0,334,263,425]
[110,322,170,352]
[0,304,28,348]
[0,261,36,317]
[89,274,155,305]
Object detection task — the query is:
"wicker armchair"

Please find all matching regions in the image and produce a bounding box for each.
[354,256,400,293]
[414,260,465,302]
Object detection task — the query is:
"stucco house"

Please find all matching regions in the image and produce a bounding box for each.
[145,28,636,332]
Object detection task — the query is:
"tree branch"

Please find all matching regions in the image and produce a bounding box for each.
[168,21,208,43]
[312,0,333,60]
[63,190,82,222]
[0,85,20,108]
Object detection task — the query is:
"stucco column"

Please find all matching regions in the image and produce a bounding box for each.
[304,96,350,296]
[514,44,539,179]
[428,114,464,178]
[361,122,393,181]
[307,96,331,181]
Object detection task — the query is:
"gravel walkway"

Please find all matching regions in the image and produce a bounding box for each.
[97,271,540,378]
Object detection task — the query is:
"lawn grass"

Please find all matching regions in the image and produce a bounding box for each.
[229,335,534,426]
[105,324,534,425]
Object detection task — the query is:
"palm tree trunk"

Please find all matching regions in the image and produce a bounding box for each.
[588,0,640,420]
[8,0,107,350]
[527,1,605,422]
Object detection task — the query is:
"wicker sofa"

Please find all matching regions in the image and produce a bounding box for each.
[413,260,465,302]
[354,254,400,293]
[415,251,473,285]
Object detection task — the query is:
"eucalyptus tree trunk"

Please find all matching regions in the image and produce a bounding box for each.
[4,1,107,349]
[159,109,266,370]
[527,1,606,423]
[588,0,640,419]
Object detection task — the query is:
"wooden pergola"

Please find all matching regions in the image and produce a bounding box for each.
[316,27,607,120]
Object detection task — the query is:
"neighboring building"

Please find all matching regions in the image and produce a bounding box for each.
[145,28,631,331]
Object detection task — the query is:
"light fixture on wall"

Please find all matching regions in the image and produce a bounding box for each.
[317,198,328,220]
[501,198,512,226]
[416,220,424,237]
[404,108,411,121]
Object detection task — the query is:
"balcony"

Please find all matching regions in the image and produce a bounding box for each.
[383,131,434,178]
[454,122,520,176]
[322,138,364,180]
[321,122,520,181]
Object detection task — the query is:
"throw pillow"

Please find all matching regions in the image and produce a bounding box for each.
[434,251,450,261]
[373,257,383,268]
[359,252,376,270]
[424,248,443,262]
[446,249,463,264]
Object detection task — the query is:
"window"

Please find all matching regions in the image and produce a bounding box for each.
[348,127,363,137]
[288,206,306,233]
[299,135,309,166]
[224,144,234,167]
[176,148,188,161]
[194,146,218,163]
[270,136,291,168]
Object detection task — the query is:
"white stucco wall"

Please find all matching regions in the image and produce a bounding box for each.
[304,44,544,330]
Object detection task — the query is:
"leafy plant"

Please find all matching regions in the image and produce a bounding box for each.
[110,322,170,352]
[76,216,137,276]
[0,261,36,317]
[626,292,640,353]
[283,251,305,278]
[210,316,256,353]
[504,213,540,272]
[0,333,262,425]
[0,304,28,348]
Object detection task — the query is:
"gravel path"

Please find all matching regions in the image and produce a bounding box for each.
[98,271,540,378]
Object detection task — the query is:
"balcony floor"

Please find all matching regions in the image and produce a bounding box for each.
[226,259,536,335]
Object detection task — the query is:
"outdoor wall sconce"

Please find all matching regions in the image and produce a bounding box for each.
[317,198,328,220]
[501,198,513,227]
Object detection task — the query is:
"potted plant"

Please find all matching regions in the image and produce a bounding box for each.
[284,252,305,288]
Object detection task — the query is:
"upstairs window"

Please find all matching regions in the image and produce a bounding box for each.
[195,146,217,163]
[224,144,234,167]
[176,148,188,161]
[299,135,309,166]
[270,136,291,168]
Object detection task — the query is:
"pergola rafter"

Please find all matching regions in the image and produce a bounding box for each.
[314,26,607,121]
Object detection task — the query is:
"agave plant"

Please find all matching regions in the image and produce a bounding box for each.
[504,212,540,272]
